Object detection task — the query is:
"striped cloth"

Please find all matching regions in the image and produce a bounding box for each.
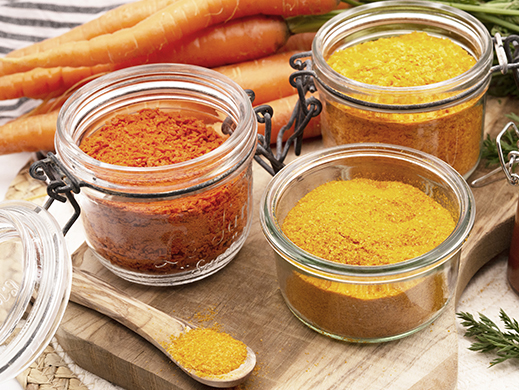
[0,0,134,125]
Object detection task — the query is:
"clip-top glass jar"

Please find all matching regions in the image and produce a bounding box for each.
[260,143,475,342]
[309,0,493,178]
[54,64,257,286]
[0,201,71,382]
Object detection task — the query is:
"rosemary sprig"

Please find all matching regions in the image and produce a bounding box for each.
[481,113,519,166]
[457,309,519,366]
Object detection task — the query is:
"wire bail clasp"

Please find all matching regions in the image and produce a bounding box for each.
[491,33,519,89]
[252,52,322,176]
[471,122,519,188]
[29,152,83,235]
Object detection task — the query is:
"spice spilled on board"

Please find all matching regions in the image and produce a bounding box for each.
[165,328,248,378]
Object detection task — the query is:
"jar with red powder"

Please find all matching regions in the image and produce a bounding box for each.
[53,64,257,286]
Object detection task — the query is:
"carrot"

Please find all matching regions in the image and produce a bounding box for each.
[6,0,182,58]
[277,32,316,53]
[0,111,59,154]
[0,0,340,76]
[0,14,290,101]
[214,51,299,105]
[0,64,113,100]
[128,14,290,68]
[257,94,321,143]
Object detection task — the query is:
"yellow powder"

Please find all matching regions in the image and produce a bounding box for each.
[320,32,484,177]
[327,31,476,87]
[282,178,456,266]
[166,328,248,377]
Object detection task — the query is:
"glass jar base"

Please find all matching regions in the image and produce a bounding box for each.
[87,234,248,286]
[284,298,451,344]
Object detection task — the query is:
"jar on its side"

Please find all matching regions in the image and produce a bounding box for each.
[0,201,71,382]
[311,0,493,178]
[55,64,257,286]
[260,144,475,342]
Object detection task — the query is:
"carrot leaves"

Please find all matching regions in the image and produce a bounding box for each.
[457,309,519,367]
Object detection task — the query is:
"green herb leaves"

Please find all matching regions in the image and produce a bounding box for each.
[457,309,519,366]
[481,113,519,166]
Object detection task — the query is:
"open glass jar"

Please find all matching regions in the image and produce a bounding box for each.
[260,143,475,342]
[308,0,493,178]
[0,201,71,382]
[51,64,257,286]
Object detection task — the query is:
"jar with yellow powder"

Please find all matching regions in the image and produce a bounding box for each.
[260,143,474,342]
[307,0,493,178]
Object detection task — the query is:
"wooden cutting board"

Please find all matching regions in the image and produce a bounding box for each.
[7,95,518,390]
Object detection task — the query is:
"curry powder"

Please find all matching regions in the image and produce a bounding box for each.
[166,328,248,377]
[78,108,250,275]
[281,178,456,340]
[322,32,484,176]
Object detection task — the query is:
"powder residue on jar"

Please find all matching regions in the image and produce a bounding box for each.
[280,178,456,340]
[165,327,248,377]
[321,32,485,176]
[78,108,251,276]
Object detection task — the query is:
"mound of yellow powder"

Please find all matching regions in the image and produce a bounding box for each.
[282,178,456,266]
[327,31,476,87]
[166,328,248,377]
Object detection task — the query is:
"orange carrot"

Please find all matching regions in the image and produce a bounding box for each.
[127,14,290,68]
[0,0,339,76]
[0,64,113,100]
[6,0,182,58]
[277,32,316,53]
[257,94,321,143]
[0,14,290,101]
[215,51,299,106]
[0,111,59,154]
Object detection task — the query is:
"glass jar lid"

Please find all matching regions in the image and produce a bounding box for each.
[0,200,71,383]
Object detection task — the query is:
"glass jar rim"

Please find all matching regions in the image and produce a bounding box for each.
[260,143,475,279]
[311,0,493,109]
[55,64,257,194]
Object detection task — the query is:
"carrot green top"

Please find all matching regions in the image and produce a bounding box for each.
[327,31,476,87]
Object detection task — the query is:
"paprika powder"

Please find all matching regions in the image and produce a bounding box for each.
[78,108,251,279]
[54,64,257,286]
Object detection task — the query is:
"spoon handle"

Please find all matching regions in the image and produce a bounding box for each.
[70,269,188,352]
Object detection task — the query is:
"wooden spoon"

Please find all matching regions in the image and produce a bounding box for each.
[69,269,257,388]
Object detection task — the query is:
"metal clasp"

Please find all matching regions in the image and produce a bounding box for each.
[471,122,519,188]
[491,33,519,88]
[251,54,322,176]
[29,152,83,235]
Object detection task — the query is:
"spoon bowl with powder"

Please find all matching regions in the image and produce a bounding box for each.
[70,268,256,388]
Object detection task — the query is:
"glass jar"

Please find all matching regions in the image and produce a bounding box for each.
[260,143,475,342]
[55,64,257,286]
[311,0,493,178]
[0,200,71,382]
